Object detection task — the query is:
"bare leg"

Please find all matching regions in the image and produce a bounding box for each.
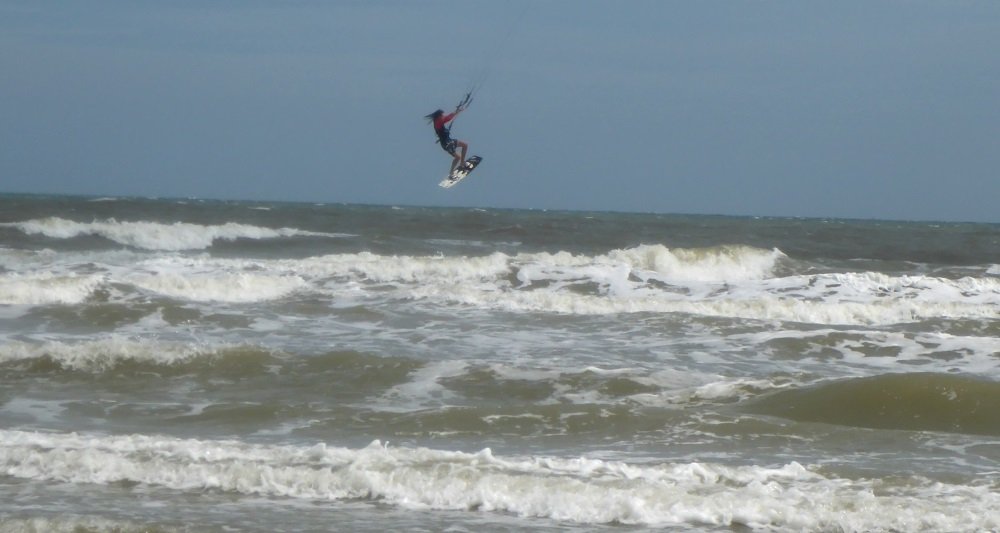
[456,140,468,168]
[450,153,462,174]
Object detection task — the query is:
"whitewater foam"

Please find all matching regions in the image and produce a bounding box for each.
[181,250,1000,324]
[607,244,785,283]
[0,272,103,305]
[438,282,998,325]
[3,217,347,251]
[127,271,307,303]
[0,337,236,372]
[0,517,184,533]
[739,328,1000,375]
[1,430,997,531]
[305,247,995,325]
[2,243,996,326]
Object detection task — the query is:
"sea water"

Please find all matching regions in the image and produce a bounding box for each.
[0,194,998,532]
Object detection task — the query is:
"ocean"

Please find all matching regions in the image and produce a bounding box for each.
[0,194,998,532]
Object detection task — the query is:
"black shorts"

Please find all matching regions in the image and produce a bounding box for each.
[441,139,458,155]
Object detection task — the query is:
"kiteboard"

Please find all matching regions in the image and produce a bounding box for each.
[439,156,482,188]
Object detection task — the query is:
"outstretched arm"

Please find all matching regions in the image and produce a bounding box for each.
[441,109,461,125]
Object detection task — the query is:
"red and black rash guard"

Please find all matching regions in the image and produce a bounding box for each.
[433,112,457,144]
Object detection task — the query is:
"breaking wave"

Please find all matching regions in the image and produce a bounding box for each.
[1,430,996,531]
[0,337,261,373]
[2,243,998,325]
[0,272,104,305]
[2,217,347,251]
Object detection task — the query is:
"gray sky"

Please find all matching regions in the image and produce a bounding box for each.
[2,1,998,222]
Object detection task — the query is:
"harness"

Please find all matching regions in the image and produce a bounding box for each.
[434,121,452,145]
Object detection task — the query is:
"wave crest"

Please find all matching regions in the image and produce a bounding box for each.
[0,338,265,373]
[2,430,997,531]
[3,217,344,251]
[607,244,785,282]
[0,272,103,305]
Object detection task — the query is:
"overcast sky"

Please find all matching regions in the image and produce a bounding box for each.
[1,1,998,222]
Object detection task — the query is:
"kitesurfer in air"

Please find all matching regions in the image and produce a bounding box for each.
[426,106,469,175]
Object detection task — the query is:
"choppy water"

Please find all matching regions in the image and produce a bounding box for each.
[1,194,998,532]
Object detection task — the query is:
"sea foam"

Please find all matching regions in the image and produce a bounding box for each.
[0,430,996,531]
[3,243,996,325]
[126,271,307,302]
[0,517,183,533]
[606,244,784,282]
[3,217,344,251]
[0,272,103,305]
[0,338,232,372]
